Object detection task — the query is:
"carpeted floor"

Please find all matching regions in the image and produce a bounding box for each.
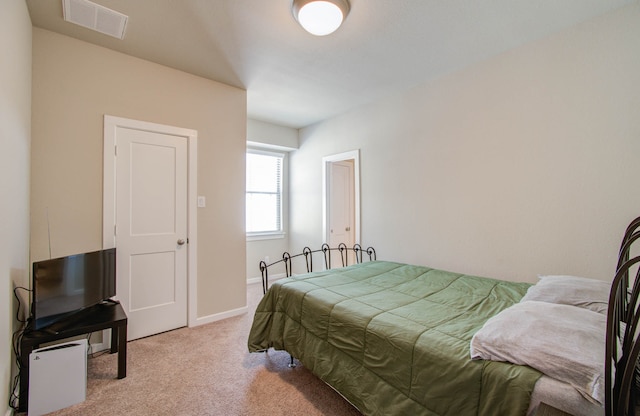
[37,282,362,416]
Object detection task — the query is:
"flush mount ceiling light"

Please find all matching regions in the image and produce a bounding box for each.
[292,0,350,36]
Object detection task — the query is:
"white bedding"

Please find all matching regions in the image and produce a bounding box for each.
[521,274,610,314]
[527,375,604,416]
[470,300,606,404]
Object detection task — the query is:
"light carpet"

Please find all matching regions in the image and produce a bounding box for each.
[35,282,362,416]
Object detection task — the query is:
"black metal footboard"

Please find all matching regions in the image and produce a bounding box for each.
[259,243,376,294]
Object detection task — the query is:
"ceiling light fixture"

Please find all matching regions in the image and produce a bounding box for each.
[292,0,350,36]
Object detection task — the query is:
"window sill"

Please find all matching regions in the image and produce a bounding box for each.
[247,232,285,242]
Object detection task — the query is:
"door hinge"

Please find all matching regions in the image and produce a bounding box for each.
[114,224,117,236]
[114,145,117,156]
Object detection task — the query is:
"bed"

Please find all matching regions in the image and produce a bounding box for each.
[248,224,640,416]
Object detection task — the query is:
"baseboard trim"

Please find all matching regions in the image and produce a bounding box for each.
[192,272,287,327]
[90,337,110,354]
[247,273,286,286]
[191,305,248,327]
[247,276,261,285]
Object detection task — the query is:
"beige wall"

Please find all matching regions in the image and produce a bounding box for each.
[31,29,247,320]
[0,0,32,410]
[291,4,640,283]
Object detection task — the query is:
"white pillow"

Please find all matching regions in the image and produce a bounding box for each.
[520,275,610,314]
[470,300,606,404]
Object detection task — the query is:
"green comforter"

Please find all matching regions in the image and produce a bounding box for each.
[248,261,541,415]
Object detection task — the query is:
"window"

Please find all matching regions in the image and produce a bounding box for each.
[246,149,284,237]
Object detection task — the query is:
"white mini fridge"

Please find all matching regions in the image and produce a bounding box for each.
[29,339,87,416]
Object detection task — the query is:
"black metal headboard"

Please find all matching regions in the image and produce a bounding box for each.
[606,216,640,416]
[259,243,376,294]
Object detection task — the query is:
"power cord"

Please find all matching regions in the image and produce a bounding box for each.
[9,286,32,410]
[13,286,30,324]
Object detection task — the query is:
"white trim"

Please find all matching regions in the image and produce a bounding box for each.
[90,337,110,354]
[247,273,286,286]
[247,140,296,152]
[247,276,262,285]
[187,136,198,328]
[102,115,199,330]
[246,147,285,158]
[246,232,285,242]
[322,150,361,245]
[193,306,248,327]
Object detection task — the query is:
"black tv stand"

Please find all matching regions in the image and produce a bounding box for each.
[18,301,127,412]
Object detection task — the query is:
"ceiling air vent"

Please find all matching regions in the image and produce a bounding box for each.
[62,0,128,40]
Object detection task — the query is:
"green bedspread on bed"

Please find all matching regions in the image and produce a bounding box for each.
[248,261,542,416]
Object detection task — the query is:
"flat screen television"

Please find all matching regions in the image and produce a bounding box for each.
[32,248,116,330]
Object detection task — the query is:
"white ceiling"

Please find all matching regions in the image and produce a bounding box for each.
[27,0,636,129]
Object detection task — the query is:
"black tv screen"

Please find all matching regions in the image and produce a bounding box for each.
[32,248,116,330]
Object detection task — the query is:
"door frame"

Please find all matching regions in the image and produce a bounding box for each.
[322,149,360,246]
[102,115,198,329]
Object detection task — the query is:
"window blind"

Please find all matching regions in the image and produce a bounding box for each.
[246,150,283,234]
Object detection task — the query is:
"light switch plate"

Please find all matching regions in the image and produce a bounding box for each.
[197,196,206,208]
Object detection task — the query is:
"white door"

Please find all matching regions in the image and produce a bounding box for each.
[328,160,354,247]
[115,128,188,340]
[328,160,355,267]
[323,150,361,268]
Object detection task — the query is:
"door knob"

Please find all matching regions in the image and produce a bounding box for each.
[177,239,186,245]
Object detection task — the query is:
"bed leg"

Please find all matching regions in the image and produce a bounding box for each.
[288,354,297,368]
